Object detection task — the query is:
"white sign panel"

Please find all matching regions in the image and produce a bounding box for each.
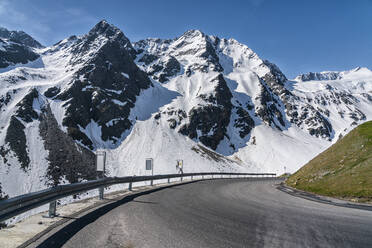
[96,151,106,172]
[146,158,153,171]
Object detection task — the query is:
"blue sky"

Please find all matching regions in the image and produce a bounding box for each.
[0,0,370,78]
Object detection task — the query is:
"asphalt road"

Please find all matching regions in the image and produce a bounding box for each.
[33,178,372,248]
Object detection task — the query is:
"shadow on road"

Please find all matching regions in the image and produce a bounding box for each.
[35,181,198,248]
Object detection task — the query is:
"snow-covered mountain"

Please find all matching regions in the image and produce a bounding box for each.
[0,20,371,199]
[0,27,42,72]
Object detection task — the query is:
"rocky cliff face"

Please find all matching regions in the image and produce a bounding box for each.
[179,74,233,150]
[0,41,39,69]
[295,71,342,82]
[0,27,42,69]
[46,21,152,149]
[0,27,43,48]
[2,88,40,169]
[39,105,96,186]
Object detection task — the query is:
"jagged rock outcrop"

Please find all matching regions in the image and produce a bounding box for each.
[255,80,286,129]
[295,71,342,82]
[4,116,29,169]
[49,20,152,149]
[2,89,41,169]
[0,27,42,69]
[179,74,233,149]
[39,105,96,186]
[0,38,40,68]
[134,30,223,82]
[0,27,43,48]
[234,107,255,138]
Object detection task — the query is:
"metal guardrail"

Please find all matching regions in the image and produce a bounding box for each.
[0,172,276,222]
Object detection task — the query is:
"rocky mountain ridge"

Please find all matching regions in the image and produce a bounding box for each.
[295,67,367,82]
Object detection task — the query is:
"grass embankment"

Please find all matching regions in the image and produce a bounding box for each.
[286,121,372,203]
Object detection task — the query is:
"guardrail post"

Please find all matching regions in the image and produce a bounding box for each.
[191,175,193,180]
[48,201,57,218]
[181,176,183,182]
[202,175,204,180]
[99,187,104,200]
[168,178,170,184]
[128,182,132,191]
[150,179,153,186]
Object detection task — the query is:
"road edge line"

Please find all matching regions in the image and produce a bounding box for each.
[277,183,372,212]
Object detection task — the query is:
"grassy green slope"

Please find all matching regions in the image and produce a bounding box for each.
[286,121,372,203]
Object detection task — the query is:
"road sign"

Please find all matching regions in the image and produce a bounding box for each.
[177,160,183,168]
[146,158,153,171]
[176,159,184,174]
[96,151,106,172]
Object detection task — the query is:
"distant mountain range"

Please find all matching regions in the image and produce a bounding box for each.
[0,20,371,199]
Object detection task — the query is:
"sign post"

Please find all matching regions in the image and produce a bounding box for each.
[176,159,184,181]
[96,150,106,200]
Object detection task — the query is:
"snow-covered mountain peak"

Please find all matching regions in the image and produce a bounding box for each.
[0,28,42,70]
[342,67,372,80]
[76,20,134,56]
[133,30,277,83]
[0,26,43,48]
[294,67,372,82]
[89,20,112,32]
[134,31,222,82]
[180,29,205,39]
[88,20,129,43]
[44,20,137,71]
[295,71,343,82]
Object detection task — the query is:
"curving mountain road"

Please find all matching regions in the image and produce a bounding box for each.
[32,178,372,248]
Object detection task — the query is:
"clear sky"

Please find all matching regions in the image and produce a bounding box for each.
[0,0,371,78]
